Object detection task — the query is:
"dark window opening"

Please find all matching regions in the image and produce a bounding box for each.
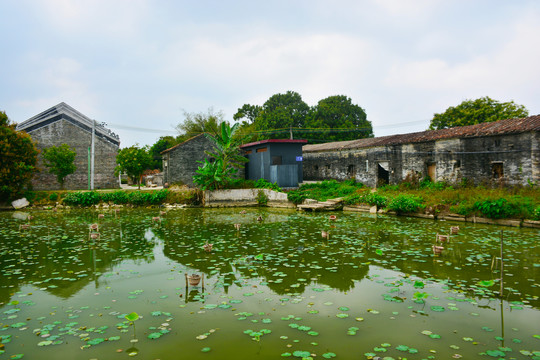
[326,164,330,170]
[347,164,355,177]
[377,164,389,186]
[453,160,461,171]
[492,163,503,179]
[256,147,267,153]
[271,156,282,165]
[494,139,501,147]
[314,165,319,171]
[245,150,252,154]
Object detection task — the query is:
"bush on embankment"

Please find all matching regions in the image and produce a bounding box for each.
[26,189,201,207]
[292,179,539,220]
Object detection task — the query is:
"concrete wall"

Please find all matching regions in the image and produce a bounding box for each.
[204,189,293,207]
[303,132,538,187]
[28,119,119,190]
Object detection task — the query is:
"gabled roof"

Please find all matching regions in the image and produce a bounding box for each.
[161,133,210,154]
[240,139,308,149]
[303,115,540,153]
[16,102,120,146]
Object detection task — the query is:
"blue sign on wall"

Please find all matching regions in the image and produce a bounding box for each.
[296,156,303,162]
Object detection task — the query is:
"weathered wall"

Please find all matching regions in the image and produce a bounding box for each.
[163,136,246,187]
[28,119,119,190]
[303,132,537,187]
[163,135,213,186]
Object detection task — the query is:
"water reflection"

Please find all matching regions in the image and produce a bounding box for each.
[0,208,538,309]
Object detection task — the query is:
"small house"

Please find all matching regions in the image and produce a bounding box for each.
[16,102,120,190]
[241,139,307,187]
[161,134,214,186]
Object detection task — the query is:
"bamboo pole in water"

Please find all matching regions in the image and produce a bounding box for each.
[499,230,504,297]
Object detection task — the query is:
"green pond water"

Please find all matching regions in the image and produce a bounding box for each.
[0,208,539,360]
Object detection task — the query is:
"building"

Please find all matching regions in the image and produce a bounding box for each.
[241,139,307,187]
[303,116,540,187]
[16,102,120,190]
[161,134,214,186]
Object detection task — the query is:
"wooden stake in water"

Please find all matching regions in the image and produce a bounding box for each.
[499,230,504,297]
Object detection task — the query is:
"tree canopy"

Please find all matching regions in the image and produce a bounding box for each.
[306,95,373,142]
[176,107,225,142]
[0,111,39,201]
[42,144,77,189]
[234,91,372,143]
[149,136,178,170]
[115,145,153,189]
[429,96,529,130]
[256,91,309,139]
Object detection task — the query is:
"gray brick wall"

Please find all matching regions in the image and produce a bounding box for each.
[163,134,245,187]
[28,119,119,190]
[303,132,538,187]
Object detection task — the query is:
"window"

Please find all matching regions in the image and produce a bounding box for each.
[314,165,319,171]
[245,150,252,154]
[271,156,282,165]
[347,165,355,176]
[492,162,503,179]
[256,147,267,153]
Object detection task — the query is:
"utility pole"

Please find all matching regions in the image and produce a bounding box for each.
[91,120,95,190]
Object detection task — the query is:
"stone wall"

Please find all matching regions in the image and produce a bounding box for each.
[163,134,246,187]
[303,132,537,187]
[28,119,119,190]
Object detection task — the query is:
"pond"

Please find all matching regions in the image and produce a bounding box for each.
[0,208,539,360]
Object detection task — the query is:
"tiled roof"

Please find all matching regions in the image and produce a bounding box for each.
[303,115,540,153]
[16,102,120,146]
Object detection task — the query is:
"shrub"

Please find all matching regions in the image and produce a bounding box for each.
[387,194,424,214]
[534,206,540,220]
[474,198,519,219]
[101,191,129,204]
[287,190,308,204]
[257,190,268,206]
[62,191,101,206]
[49,192,58,201]
[254,179,282,192]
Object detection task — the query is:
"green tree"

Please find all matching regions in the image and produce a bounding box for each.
[429,96,529,130]
[176,107,224,142]
[193,122,247,190]
[0,111,39,201]
[42,144,77,189]
[149,136,178,170]
[306,95,373,142]
[233,104,262,124]
[256,91,309,139]
[115,145,153,189]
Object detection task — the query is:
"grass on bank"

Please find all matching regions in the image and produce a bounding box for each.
[287,179,540,220]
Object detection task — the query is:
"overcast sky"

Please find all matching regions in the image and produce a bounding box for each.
[1,0,539,148]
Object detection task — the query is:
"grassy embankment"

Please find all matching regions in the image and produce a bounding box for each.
[286,179,540,220]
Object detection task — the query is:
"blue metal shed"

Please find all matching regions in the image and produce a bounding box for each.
[240,139,307,187]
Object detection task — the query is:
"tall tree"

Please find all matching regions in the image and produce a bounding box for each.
[256,91,309,139]
[176,107,225,142]
[233,104,262,124]
[306,95,373,142]
[42,144,77,189]
[429,96,529,130]
[0,111,39,201]
[115,145,153,189]
[149,136,178,170]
